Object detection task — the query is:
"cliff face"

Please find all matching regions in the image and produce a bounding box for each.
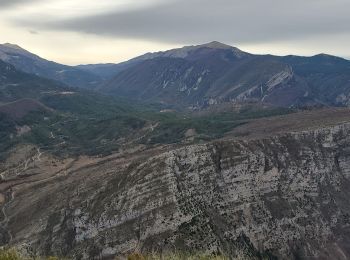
[4,123,350,259]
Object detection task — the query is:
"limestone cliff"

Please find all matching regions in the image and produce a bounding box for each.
[3,123,350,259]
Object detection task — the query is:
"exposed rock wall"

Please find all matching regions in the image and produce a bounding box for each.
[5,123,350,259]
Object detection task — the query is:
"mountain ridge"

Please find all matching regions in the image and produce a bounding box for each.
[76,41,249,80]
[2,111,350,259]
[77,42,349,79]
[94,42,350,109]
[3,41,350,110]
[0,43,103,89]
[2,41,350,259]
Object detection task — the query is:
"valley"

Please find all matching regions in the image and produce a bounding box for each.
[1,109,350,259]
[0,42,350,259]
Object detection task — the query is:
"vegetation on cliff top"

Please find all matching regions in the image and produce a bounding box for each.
[0,248,229,260]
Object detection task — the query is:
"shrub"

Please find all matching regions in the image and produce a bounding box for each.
[0,248,63,260]
[0,248,20,260]
[126,252,228,260]
[127,253,145,260]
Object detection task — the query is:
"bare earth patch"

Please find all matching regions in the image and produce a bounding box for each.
[0,193,5,204]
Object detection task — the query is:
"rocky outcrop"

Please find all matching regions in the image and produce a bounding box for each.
[3,123,350,259]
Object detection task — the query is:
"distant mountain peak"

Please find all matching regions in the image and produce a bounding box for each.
[134,41,248,62]
[2,43,24,51]
[313,53,335,58]
[177,41,248,59]
[181,41,244,54]
[0,43,103,88]
[196,41,235,50]
[311,53,349,62]
[0,43,34,58]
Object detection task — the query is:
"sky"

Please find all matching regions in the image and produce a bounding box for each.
[0,0,349,65]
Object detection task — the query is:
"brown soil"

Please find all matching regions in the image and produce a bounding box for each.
[226,107,350,140]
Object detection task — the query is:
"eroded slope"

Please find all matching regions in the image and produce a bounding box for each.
[1,115,350,259]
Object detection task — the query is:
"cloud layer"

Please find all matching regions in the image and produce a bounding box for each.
[1,0,350,64]
[0,0,40,8]
[12,0,350,45]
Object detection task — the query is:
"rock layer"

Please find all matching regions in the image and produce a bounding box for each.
[2,123,350,259]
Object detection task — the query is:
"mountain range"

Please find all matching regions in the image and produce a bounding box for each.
[0,59,67,104]
[99,41,350,108]
[2,41,350,109]
[2,41,350,260]
[0,43,102,89]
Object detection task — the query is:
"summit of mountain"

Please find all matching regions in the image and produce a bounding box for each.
[94,42,350,109]
[77,41,250,79]
[0,43,103,89]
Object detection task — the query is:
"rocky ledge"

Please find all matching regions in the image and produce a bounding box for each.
[2,123,350,259]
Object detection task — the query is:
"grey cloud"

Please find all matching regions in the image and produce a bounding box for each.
[29,29,39,34]
[0,0,40,8]
[13,0,350,45]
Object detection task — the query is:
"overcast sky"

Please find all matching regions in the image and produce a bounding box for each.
[0,0,349,65]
